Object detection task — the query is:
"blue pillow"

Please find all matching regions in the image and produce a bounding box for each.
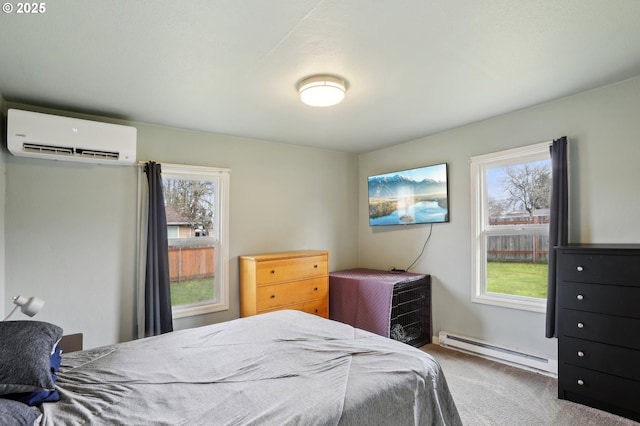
[50,345,62,372]
[7,383,60,406]
[6,346,62,406]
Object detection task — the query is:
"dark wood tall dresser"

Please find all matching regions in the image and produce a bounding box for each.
[556,244,640,422]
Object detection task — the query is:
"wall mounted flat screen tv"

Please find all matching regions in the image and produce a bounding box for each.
[368,163,449,226]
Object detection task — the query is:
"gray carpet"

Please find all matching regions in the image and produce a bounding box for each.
[420,344,639,426]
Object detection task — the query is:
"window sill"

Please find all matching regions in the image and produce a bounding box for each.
[172,301,229,319]
[472,293,547,313]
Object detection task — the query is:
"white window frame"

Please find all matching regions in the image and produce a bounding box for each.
[470,141,551,313]
[161,163,230,319]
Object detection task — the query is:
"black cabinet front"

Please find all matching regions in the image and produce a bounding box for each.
[556,244,640,423]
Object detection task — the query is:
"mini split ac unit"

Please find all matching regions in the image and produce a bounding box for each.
[7,109,137,165]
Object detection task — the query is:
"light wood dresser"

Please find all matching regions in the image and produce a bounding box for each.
[240,250,329,318]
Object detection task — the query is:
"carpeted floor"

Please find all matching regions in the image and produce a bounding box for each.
[420,344,639,426]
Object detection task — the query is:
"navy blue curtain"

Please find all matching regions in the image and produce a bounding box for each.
[144,162,173,336]
[545,137,568,338]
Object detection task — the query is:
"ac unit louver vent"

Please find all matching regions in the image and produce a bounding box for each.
[22,143,120,161]
[23,143,74,156]
[76,148,119,161]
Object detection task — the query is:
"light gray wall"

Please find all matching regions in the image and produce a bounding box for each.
[4,158,138,346]
[2,104,359,349]
[358,76,640,359]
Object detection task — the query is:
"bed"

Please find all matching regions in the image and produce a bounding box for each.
[1,310,461,425]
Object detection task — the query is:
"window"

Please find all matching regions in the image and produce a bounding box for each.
[161,164,230,318]
[470,142,551,312]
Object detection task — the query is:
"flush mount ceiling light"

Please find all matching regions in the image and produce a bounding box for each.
[297,75,347,107]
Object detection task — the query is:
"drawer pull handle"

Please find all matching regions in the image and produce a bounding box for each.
[576,266,584,272]
[577,351,585,357]
[314,287,318,291]
[314,264,318,269]
[577,379,585,386]
[576,294,584,301]
[270,270,276,274]
[270,295,276,299]
[577,322,584,329]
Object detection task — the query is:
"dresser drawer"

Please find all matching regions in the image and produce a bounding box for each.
[256,278,328,310]
[559,309,640,350]
[256,255,327,285]
[558,281,640,318]
[559,363,640,415]
[557,252,640,286]
[260,299,328,318]
[295,299,329,318]
[559,336,640,381]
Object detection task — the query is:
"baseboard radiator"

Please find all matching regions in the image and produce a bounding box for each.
[438,331,557,376]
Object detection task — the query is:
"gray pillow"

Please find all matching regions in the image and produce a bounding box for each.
[0,398,41,426]
[0,321,63,395]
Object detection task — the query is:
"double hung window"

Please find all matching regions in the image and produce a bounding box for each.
[470,142,551,312]
[161,164,230,318]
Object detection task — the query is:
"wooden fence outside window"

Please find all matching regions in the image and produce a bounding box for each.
[168,246,214,282]
[487,216,550,263]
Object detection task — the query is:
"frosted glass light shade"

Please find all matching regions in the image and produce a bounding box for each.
[298,75,346,107]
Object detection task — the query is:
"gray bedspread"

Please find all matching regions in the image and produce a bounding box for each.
[41,310,461,425]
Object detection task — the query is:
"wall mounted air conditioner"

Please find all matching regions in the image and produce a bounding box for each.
[7,109,137,165]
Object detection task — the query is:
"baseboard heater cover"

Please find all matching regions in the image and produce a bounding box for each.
[438,331,557,376]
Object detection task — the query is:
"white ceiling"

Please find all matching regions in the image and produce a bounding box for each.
[1,1,640,153]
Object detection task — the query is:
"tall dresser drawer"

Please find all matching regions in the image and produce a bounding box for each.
[559,309,640,350]
[256,278,328,310]
[560,363,640,414]
[557,253,640,286]
[559,336,640,381]
[558,281,640,317]
[256,255,328,285]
